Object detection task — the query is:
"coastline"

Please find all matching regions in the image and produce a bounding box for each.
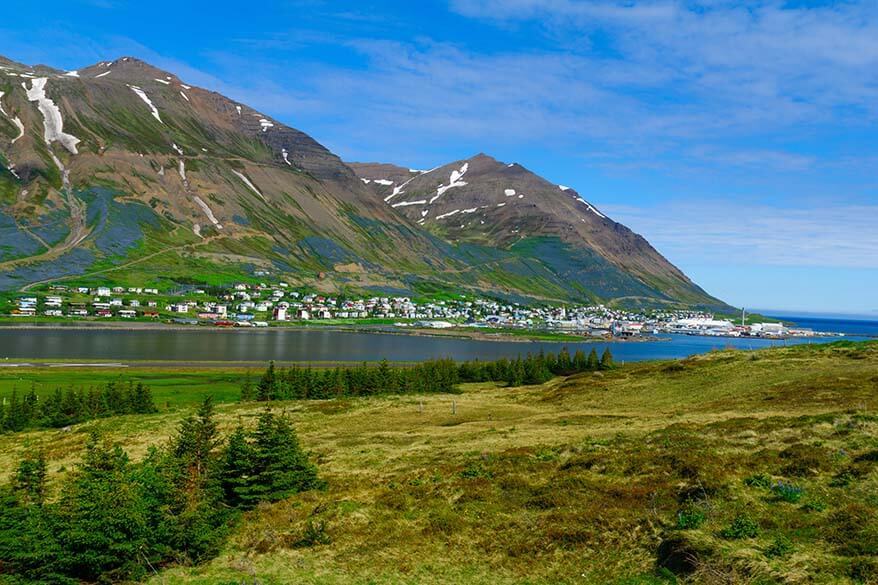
[0,320,662,344]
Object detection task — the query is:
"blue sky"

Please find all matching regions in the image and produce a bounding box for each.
[3,0,876,315]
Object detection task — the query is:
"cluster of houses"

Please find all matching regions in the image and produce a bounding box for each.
[2,283,840,339]
[10,286,162,319]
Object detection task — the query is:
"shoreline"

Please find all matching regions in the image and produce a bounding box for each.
[0,320,663,344]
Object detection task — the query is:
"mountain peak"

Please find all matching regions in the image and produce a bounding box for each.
[78,56,179,84]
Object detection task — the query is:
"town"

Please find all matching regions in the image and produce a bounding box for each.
[1,281,843,340]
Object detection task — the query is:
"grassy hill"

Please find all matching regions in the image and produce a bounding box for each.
[1,341,877,583]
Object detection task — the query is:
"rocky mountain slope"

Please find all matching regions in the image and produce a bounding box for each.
[349,155,718,307]
[0,54,726,309]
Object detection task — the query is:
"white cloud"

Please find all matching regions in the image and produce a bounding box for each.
[601,200,878,269]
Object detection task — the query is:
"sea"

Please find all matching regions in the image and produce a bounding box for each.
[0,314,874,365]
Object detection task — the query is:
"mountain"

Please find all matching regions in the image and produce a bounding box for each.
[349,155,720,307]
[0,55,727,309]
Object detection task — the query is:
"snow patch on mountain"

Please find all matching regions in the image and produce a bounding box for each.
[392,200,427,208]
[193,196,222,229]
[435,209,461,220]
[180,91,190,102]
[259,119,274,132]
[172,143,184,155]
[504,189,516,197]
[558,185,570,191]
[281,148,291,166]
[95,70,111,78]
[384,175,417,202]
[128,85,163,123]
[64,70,79,78]
[232,170,265,200]
[372,179,393,186]
[578,199,606,219]
[24,78,81,154]
[430,163,469,204]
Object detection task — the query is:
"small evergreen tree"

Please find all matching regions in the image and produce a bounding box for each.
[222,410,319,509]
[56,434,149,582]
[14,452,47,506]
[220,426,254,508]
[130,383,157,414]
[556,347,572,374]
[572,349,588,372]
[600,348,614,370]
[239,370,255,401]
[257,361,278,401]
[587,348,600,371]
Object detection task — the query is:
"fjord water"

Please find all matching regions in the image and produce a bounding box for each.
[1,317,874,364]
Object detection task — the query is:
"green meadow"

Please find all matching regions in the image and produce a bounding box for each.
[0,341,876,583]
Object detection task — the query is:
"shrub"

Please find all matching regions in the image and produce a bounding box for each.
[801,499,827,513]
[765,535,793,558]
[293,520,330,548]
[720,514,759,539]
[459,462,492,480]
[743,473,772,488]
[676,504,706,530]
[771,481,804,503]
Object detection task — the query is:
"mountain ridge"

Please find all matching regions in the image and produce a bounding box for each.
[0,54,728,310]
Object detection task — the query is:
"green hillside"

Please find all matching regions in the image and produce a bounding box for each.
[0,341,876,583]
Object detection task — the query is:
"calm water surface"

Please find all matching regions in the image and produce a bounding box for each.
[1,319,873,363]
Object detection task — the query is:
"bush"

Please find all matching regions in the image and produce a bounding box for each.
[743,473,772,488]
[765,535,793,558]
[771,481,804,503]
[459,461,493,480]
[801,499,827,513]
[720,514,759,539]
[675,504,706,530]
[293,520,330,548]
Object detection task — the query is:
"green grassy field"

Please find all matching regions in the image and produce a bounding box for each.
[0,341,877,583]
[0,366,247,407]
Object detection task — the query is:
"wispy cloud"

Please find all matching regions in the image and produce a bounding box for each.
[602,201,878,269]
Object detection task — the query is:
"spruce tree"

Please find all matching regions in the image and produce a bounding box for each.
[167,397,228,562]
[557,347,572,374]
[240,370,255,401]
[130,383,157,414]
[56,434,148,582]
[376,358,393,392]
[230,410,319,508]
[4,389,24,432]
[14,452,47,506]
[257,361,278,401]
[600,348,614,370]
[172,397,220,483]
[220,426,254,508]
[573,349,588,372]
[587,348,600,371]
